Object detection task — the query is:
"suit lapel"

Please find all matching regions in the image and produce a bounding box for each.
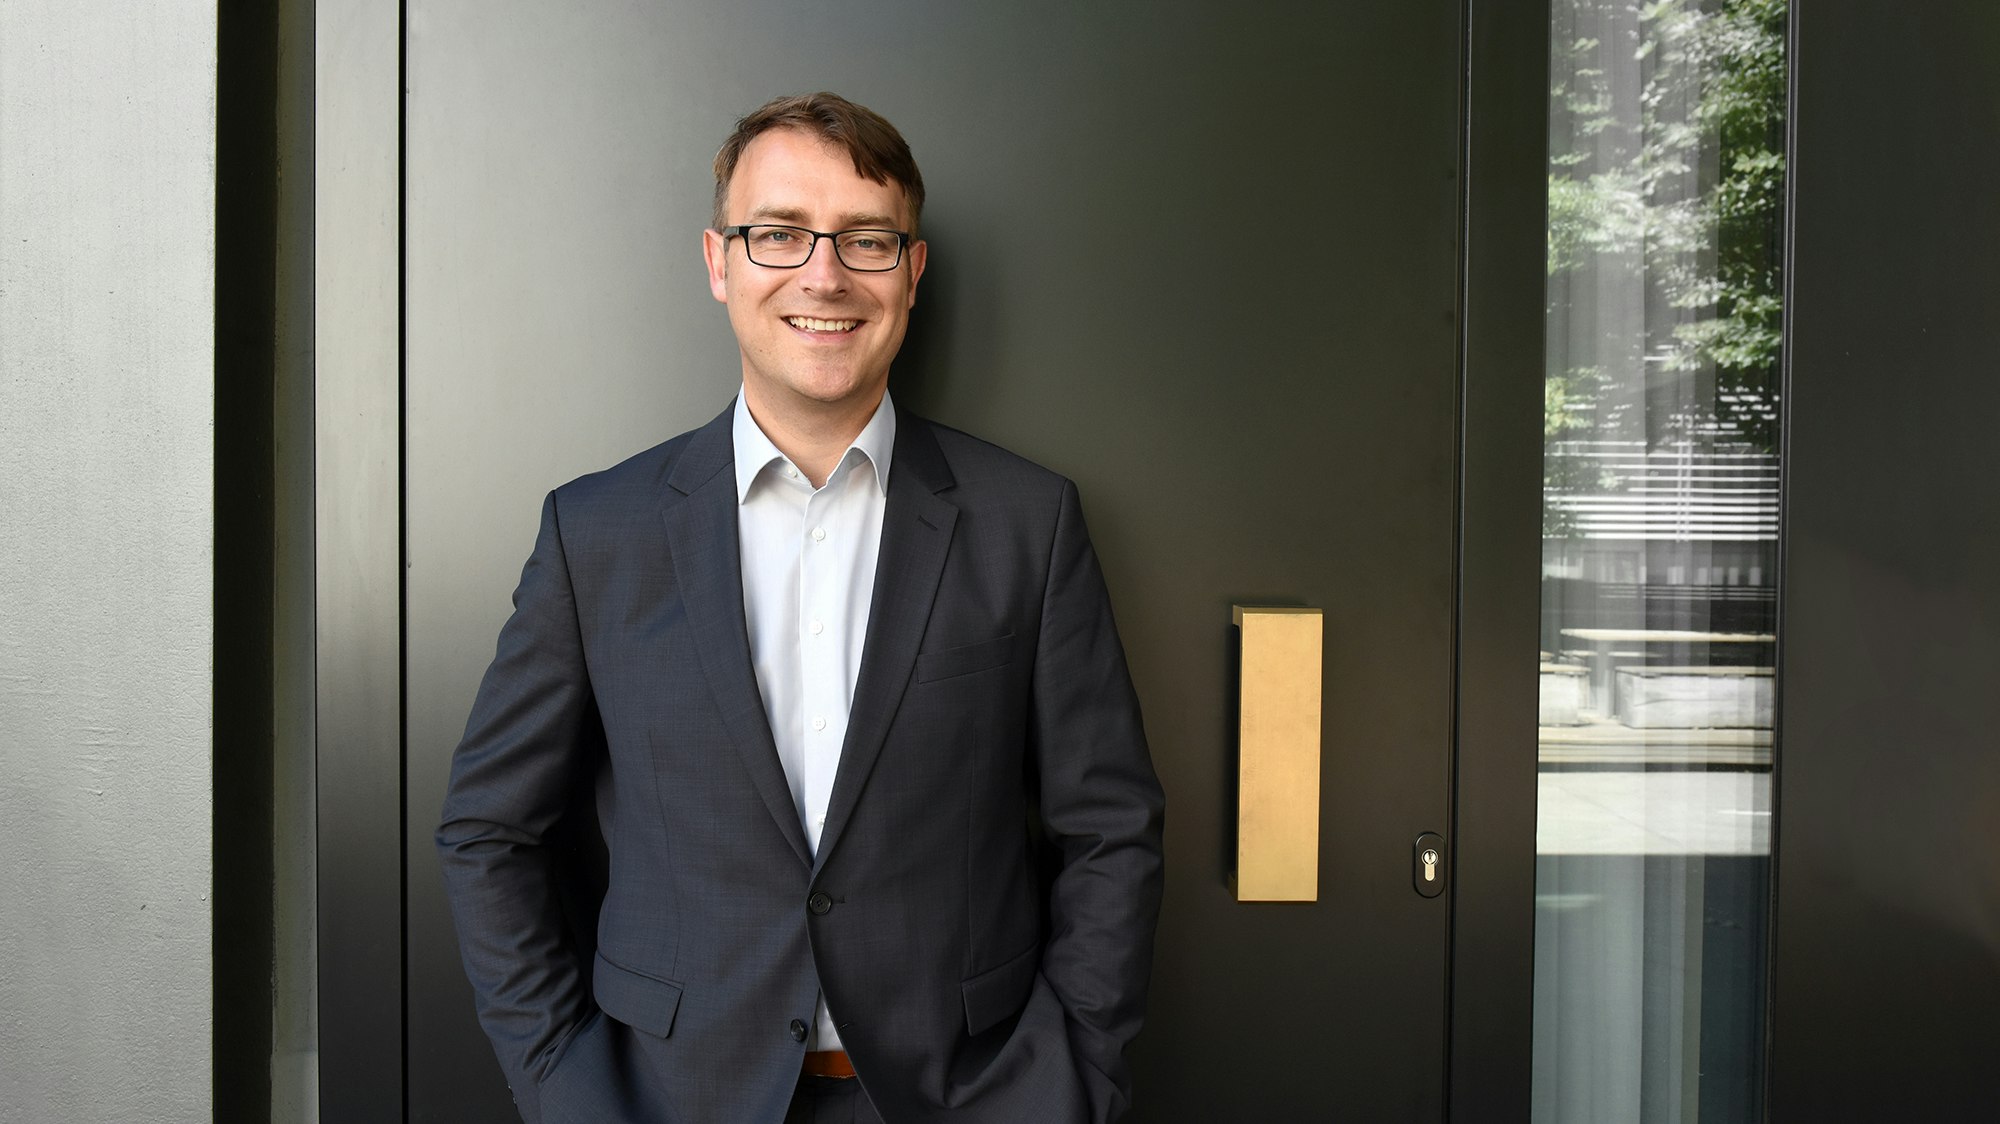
[815,412,958,873]
[659,406,813,868]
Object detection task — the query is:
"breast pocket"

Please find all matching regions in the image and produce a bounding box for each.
[916,633,1015,683]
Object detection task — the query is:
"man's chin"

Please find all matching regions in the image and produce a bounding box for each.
[750,370,888,414]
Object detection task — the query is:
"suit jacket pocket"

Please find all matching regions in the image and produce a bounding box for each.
[917,633,1015,683]
[535,1007,606,1099]
[960,942,1040,1037]
[592,951,684,1038]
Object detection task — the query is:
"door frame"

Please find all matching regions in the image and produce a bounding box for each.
[1446,0,1548,1117]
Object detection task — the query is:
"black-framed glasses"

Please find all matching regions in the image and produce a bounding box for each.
[720,224,911,272]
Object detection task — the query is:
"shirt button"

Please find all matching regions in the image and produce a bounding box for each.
[808,892,833,916]
[811,526,826,542]
[784,466,798,479]
[810,618,824,635]
[790,1018,808,1042]
[812,716,827,731]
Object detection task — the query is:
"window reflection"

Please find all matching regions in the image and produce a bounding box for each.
[1534,0,1787,1119]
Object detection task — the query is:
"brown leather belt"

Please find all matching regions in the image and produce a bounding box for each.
[802,1050,858,1079]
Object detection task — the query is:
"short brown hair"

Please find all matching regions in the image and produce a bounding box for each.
[712,92,926,233]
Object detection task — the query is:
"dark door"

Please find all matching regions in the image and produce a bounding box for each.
[400,2,1467,1119]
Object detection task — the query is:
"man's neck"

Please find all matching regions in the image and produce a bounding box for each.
[740,385,884,488]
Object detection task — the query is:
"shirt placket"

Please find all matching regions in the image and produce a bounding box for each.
[798,472,843,857]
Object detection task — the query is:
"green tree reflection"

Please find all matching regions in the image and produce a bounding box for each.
[1546,0,1787,533]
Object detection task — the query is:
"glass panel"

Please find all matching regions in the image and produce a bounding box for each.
[1534,1,1787,1120]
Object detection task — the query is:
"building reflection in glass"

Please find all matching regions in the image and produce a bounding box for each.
[1533,1,1787,1120]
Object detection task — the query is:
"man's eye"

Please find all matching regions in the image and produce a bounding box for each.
[845,236,882,251]
[759,229,798,244]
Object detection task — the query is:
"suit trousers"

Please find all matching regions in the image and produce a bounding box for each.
[785,1076,884,1124]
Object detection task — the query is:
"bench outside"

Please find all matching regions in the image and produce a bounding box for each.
[1539,663,1590,726]
[1615,666,1773,729]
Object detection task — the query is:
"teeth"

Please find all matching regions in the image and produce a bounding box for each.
[786,316,858,333]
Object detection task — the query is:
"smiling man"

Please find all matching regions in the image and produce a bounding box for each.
[438,93,1165,1124]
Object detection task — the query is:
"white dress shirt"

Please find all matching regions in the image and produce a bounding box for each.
[731,389,894,1052]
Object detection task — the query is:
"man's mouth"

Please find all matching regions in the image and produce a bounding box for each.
[784,316,860,334]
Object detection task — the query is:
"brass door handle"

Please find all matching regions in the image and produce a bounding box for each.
[1231,606,1323,902]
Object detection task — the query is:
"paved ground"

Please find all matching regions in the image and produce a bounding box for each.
[1536,766,1772,855]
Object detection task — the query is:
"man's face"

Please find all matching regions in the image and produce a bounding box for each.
[703,128,927,420]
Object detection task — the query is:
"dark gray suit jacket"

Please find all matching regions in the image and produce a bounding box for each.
[437,404,1165,1124]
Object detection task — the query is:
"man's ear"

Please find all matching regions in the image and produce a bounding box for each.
[905,238,927,309]
[702,228,729,303]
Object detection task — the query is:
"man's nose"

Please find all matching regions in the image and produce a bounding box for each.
[798,235,850,293]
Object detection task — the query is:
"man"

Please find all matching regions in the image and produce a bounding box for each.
[438,92,1164,1124]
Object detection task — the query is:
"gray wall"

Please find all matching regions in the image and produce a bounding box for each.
[274,1,320,1114]
[0,2,216,1121]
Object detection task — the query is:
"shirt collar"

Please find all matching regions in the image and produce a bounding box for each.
[731,388,896,503]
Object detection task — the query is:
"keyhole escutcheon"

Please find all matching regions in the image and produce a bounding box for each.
[1412,832,1446,898]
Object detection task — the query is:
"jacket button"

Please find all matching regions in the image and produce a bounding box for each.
[807,892,832,915]
[789,1019,808,1042]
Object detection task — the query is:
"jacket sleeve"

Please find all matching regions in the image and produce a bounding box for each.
[1030,479,1168,1124]
[436,491,599,1124]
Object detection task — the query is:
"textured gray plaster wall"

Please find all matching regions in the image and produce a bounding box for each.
[0,2,217,1120]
